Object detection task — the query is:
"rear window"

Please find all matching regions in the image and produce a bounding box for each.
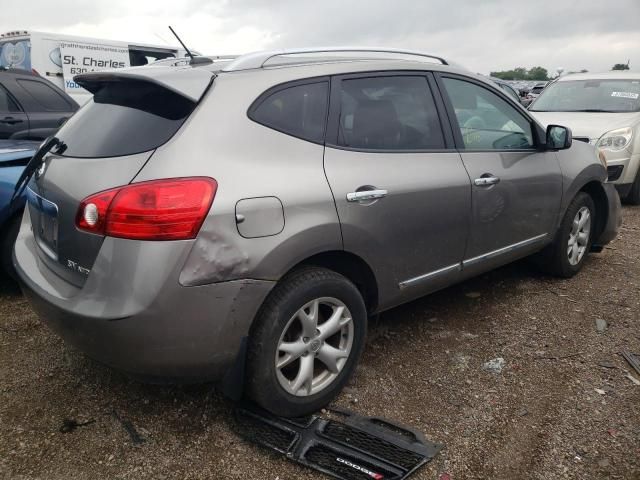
[55,80,195,158]
[17,79,73,111]
[249,81,329,144]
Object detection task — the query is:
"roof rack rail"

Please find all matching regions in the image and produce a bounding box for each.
[222,47,448,72]
[151,55,238,67]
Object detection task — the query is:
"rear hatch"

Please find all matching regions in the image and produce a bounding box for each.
[26,66,214,287]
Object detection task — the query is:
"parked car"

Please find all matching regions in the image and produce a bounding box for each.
[530,72,640,203]
[523,81,548,107]
[0,139,38,276]
[13,48,621,417]
[0,67,78,140]
[488,77,527,106]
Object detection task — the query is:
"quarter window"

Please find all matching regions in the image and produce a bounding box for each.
[337,76,445,150]
[442,78,534,150]
[16,79,73,112]
[250,82,329,144]
[0,85,19,112]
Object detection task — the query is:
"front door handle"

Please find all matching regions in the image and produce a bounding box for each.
[474,175,500,187]
[0,117,23,125]
[346,189,388,202]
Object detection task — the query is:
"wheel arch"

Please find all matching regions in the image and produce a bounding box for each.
[578,180,608,243]
[290,250,379,314]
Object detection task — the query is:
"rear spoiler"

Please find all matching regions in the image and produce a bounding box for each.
[74,66,215,102]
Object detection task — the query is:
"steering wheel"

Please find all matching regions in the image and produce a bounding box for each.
[463,116,486,129]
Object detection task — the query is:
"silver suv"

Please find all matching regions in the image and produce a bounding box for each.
[13,48,621,416]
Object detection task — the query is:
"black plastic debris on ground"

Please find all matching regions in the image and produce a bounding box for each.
[59,418,95,433]
[234,405,442,480]
[621,351,640,376]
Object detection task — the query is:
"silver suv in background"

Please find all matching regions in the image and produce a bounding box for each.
[530,72,640,203]
[13,48,621,416]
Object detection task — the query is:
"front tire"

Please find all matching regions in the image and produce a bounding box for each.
[624,169,640,205]
[542,192,595,278]
[246,267,367,417]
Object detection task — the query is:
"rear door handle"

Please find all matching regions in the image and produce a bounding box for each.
[474,175,500,186]
[0,117,23,125]
[346,189,388,202]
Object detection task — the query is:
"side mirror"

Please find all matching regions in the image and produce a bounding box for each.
[546,124,572,150]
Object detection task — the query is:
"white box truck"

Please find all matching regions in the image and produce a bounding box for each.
[0,30,191,104]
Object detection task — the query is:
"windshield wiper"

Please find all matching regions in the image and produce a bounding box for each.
[10,136,66,205]
[530,109,615,113]
[570,109,615,113]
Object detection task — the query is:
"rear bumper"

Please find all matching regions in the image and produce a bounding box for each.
[13,211,274,381]
[593,183,622,248]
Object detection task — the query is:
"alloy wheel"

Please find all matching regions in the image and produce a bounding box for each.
[567,206,591,266]
[275,297,354,397]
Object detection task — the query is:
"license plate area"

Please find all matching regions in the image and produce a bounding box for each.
[26,187,59,260]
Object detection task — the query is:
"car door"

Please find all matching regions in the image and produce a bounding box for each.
[323,72,471,309]
[5,77,77,140]
[0,83,29,139]
[437,74,562,275]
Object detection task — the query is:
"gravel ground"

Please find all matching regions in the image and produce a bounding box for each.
[1,207,639,480]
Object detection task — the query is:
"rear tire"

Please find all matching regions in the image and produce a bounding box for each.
[1,214,21,280]
[246,267,367,417]
[538,192,595,278]
[624,169,640,205]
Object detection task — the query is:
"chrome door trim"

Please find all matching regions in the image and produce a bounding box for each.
[398,262,461,289]
[462,233,548,268]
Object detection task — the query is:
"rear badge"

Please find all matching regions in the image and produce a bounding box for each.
[67,259,90,275]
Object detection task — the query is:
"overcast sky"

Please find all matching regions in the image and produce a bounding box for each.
[3,0,639,74]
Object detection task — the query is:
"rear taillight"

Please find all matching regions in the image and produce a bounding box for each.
[76,177,217,240]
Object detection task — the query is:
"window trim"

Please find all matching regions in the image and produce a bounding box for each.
[325,70,454,154]
[247,75,331,146]
[434,72,545,152]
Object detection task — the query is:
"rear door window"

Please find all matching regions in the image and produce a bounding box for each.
[249,81,329,144]
[16,79,73,111]
[335,76,445,150]
[55,80,195,158]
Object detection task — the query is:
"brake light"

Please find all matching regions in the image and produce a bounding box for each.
[76,177,217,240]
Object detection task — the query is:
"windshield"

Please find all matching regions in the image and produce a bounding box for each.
[531,79,640,112]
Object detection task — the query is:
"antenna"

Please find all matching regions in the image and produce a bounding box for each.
[168,26,212,65]
[168,26,194,61]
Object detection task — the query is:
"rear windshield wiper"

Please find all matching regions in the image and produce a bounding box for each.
[10,136,66,205]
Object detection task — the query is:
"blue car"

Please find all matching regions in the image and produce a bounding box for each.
[0,139,39,277]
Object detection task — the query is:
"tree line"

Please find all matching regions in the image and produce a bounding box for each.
[491,62,630,81]
[490,67,550,81]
